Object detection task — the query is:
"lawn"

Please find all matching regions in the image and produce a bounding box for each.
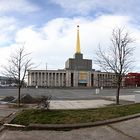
[12,103,140,126]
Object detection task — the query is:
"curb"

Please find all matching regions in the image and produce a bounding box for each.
[1,109,22,132]
[4,113,140,131]
[0,112,16,132]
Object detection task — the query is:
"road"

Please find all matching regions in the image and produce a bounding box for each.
[0,117,140,140]
[0,87,140,100]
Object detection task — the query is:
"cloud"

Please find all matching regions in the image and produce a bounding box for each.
[50,0,140,17]
[1,15,140,74]
[0,16,17,45]
[50,0,96,15]
[0,0,39,13]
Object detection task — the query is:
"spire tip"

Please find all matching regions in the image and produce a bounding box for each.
[76,25,80,53]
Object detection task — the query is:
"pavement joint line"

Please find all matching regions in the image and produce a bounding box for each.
[107,124,139,140]
[0,108,17,111]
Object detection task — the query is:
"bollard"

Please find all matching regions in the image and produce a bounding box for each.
[95,88,100,94]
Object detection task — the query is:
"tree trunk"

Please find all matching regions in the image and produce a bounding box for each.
[18,85,21,107]
[116,75,122,105]
[116,84,121,105]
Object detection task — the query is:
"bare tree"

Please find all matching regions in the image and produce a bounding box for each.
[3,46,33,107]
[95,27,135,105]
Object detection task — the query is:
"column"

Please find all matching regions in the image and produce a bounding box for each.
[27,72,30,86]
[54,73,56,87]
[48,72,50,87]
[87,72,91,87]
[62,73,64,86]
[58,73,60,87]
[37,72,40,86]
[74,71,78,87]
[50,72,53,86]
[44,72,47,87]
[40,72,42,87]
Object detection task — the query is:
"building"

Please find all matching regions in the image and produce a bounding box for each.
[125,73,140,87]
[28,26,116,88]
[0,76,17,87]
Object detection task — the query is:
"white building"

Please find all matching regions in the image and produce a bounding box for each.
[28,26,116,88]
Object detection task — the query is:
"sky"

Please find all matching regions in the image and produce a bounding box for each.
[0,0,140,73]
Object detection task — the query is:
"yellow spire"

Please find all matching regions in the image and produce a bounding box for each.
[76,25,81,53]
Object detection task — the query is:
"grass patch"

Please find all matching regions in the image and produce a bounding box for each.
[12,103,140,126]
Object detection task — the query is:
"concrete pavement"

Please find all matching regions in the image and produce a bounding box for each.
[0,105,17,122]
[49,99,114,109]
[0,117,140,140]
[0,87,140,100]
[48,94,135,110]
[108,95,135,102]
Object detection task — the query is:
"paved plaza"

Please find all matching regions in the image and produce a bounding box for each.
[0,87,140,100]
[50,99,114,109]
[0,87,138,109]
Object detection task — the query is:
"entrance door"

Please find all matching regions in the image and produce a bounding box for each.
[78,83,87,87]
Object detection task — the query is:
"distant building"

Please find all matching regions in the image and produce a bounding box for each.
[125,73,140,87]
[0,76,16,87]
[0,76,9,85]
[28,26,117,88]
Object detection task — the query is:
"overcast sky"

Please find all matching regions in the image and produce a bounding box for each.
[0,0,140,73]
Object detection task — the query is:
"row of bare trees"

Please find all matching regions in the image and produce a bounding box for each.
[3,27,135,106]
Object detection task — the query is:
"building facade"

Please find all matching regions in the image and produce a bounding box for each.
[28,26,116,88]
[0,76,17,87]
[125,73,140,87]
